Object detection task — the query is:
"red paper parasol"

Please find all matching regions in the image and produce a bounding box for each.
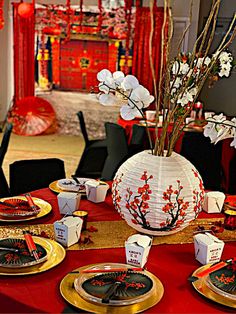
[9,96,56,136]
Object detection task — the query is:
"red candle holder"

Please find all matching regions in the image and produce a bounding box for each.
[224,208,236,230]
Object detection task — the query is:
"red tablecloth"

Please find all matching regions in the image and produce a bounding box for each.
[0,188,235,313]
[118,118,184,154]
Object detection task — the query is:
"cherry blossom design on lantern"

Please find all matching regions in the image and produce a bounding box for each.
[192,169,205,218]
[159,180,190,231]
[112,174,124,218]
[124,171,153,228]
[113,170,204,232]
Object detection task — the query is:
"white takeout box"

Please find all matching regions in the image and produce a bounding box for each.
[125,234,152,268]
[203,191,225,213]
[193,232,224,265]
[57,192,81,215]
[85,180,109,203]
[54,216,83,247]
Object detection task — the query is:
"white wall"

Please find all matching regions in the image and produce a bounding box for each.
[0,0,13,122]
[198,0,236,116]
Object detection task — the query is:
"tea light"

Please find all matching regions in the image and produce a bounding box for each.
[73,210,88,230]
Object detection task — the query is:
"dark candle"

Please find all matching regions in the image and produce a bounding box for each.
[73,210,88,230]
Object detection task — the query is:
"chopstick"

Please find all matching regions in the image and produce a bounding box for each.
[81,267,144,274]
[24,194,38,212]
[0,201,18,209]
[0,247,19,252]
[23,231,39,261]
[71,175,80,185]
[189,258,233,282]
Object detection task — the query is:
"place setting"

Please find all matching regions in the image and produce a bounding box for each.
[0,193,52,222]
[190,258,236,309]
[60,262,164,313]
[0,231,65,276]
[49,177,97,194]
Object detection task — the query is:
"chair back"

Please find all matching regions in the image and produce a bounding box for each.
[0,123,13,167]
[10,158,66,196]
[77,111,89,146]
[228,153,236,194]
[0,167,10,197]
[180,132,223,190]
[129,124,146,154]
[101,123,129,180]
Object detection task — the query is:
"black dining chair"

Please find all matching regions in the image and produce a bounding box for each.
[0,167,10,197]
[0,123,13,167]
[73,111,108,179]
[9,158,66,196]
[228,153,236,194]
[101,122,130,181]
[180,131,223,190]
[129,124,146,155]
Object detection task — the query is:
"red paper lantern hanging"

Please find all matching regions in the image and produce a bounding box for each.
[0,0,4,30]
[18,2,34,19]
[42,26,61,36]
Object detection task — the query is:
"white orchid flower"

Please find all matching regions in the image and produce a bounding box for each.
[172,61,180,75]
[214,123,233,143]
[196,56,211,68]
[98,83,110,94]
[177,87,197,106]
[230,136,236,149]
[112,71,125,86]
[128,85,154,109]
[99,93,117,106]
[121,75,139,91]
[172,61,189,75]
[204,113,227,143]
[203,122,219,143]
[120,105,140,120]
[170,77,182,89]
[97,69,112,82]
[219,63,232,77]
[97,69,125,91]
[177,92,192,106]
[180,62,190,75]
[218,51,233,63]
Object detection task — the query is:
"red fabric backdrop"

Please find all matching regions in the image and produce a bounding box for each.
[13,3,35,102]
[132,6,164,95]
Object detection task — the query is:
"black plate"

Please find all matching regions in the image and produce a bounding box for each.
[208,263,236,296]
[82,271,153,301]
[0,238,47,268]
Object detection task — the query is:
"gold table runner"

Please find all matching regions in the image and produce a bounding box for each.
[0,218,235,250]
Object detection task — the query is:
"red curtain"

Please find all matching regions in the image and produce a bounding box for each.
[132,6,164,95]
[13,3,35,102]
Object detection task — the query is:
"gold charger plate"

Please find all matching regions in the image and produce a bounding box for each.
[192,264,236,308]
[60,263,164,313]
[0,196,52,222]
[0,236,66,275]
